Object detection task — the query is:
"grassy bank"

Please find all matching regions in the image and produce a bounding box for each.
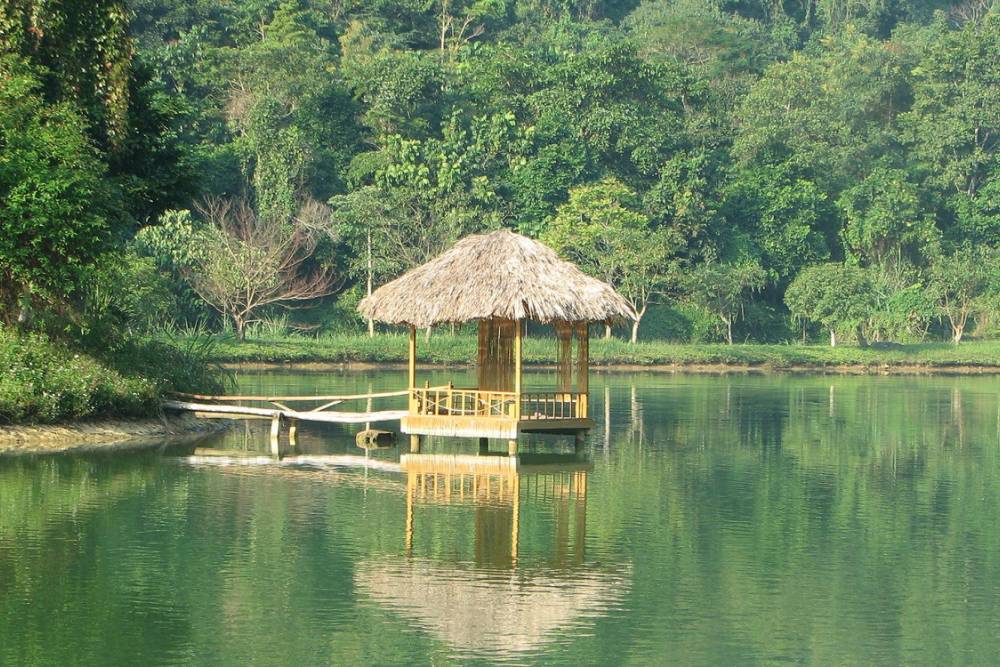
[182,332,1000,370]
[1,327,225,424]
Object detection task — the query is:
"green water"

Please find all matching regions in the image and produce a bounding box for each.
[3,369,1000,666]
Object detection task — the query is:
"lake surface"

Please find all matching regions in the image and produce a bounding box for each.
[3,368,1000,665]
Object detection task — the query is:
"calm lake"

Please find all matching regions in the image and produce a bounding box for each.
[3,368,1000,665]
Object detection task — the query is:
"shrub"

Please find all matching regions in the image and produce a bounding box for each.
[0,327,157,423]
[0,326,227,424]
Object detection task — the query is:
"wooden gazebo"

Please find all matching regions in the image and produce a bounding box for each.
[358,230,634,455]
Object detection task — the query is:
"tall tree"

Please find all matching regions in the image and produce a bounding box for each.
[543,178,680,342]
[184,196,337,341]
[929,244,996,343]
[785,263,874,346]
[902,14,1000,244]
[683,260,766,344]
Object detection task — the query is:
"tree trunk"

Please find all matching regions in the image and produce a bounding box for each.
[425,326,432,342]
[830,329,837,347]
[953,325,964,344]
[630,303,647,344]
[234,316,246,343]
[723,315,733,345]
[367,227,374,338]
[604,323,612,339]
[7,284,31,329]
[855,325,868,348]
[16,297,30,328]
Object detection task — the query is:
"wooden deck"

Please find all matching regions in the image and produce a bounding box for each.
[404,386,591,440]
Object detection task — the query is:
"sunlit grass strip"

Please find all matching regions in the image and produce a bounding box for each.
[180,333,1000,369]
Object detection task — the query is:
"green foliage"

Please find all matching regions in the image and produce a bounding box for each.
[635,301,740,343]
[902,15,1000,201]
[870,281,937,342]
[0,327,155,423]
[0,0,133,149]
[73,251,179,344]
[5,0,1000,358]
[544,177,680,339]
[785,263,874,345]
[0,57,122,310]
[0,323,226,424]
[722,164,832,283]
[929,244,999,343]
[626,0,788,78]
[683,260,766,344]
[838,166,937,266]
[734,31,905,194]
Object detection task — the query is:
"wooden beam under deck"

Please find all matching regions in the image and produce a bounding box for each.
[401,415,519,440]
[518,417,594,434]
[401,414,593,440]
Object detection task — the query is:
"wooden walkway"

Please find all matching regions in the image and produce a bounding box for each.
[162,400,407,425]
[162,388,414,456]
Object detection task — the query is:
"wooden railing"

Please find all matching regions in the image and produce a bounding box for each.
[412,387,518,418]
[520,392,585,420]
[410,387,587,420]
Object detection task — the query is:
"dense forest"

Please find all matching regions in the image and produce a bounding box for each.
[2,0,1000,350]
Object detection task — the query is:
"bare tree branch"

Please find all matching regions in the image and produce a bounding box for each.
[187,196,338,341]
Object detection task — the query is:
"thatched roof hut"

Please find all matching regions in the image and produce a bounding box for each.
[360,230,629,450]
[358,229,635,328]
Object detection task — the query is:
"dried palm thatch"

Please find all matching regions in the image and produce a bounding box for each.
[358,230,636,327]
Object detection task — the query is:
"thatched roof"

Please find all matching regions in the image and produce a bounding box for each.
[358,230,636,327]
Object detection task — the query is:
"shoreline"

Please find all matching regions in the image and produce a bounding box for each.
[0,414,227,457]
[224,360,1000,375]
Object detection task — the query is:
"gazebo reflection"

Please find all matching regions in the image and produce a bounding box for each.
[401,453,590,567]
[354,453,631,660]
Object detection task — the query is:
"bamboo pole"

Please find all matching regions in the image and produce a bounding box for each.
[172,389,412,403]
[408,325,417,414]
[514,319,522,420]
[577,322,589,418]
[269,415,281,458]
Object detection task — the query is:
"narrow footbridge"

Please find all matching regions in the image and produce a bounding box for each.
[163,389,410,452]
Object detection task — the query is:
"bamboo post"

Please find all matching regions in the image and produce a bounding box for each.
[269,415,281,458]
[408,325,417,414]
[513,319,522,420]
[577,322,589,418]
